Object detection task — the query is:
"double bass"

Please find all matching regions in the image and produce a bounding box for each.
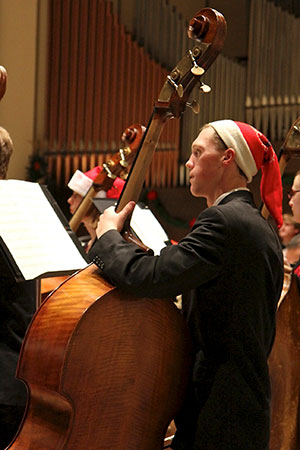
[40,124,145,302]
[266,116,300,450]
[8,8,226,449]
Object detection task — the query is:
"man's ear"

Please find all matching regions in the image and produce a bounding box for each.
[222,148,235,166]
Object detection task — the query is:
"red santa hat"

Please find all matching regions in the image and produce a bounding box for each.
[68,166,125,199]
[209,120,283,228]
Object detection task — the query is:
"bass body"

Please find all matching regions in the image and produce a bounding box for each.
[9,264,192,449]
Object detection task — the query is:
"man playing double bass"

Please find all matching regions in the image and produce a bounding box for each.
[89,120,284,450]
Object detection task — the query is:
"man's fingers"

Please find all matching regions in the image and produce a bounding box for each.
[119,201,136,219]
[96,201,136,238]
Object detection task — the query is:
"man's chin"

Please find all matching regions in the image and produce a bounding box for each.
[190,188,202,198]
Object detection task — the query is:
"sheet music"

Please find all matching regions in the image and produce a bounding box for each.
[0,180,87,280]
[131,205,169,255]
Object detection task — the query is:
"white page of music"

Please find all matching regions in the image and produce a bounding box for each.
[0,180,87,280]
[131,205,169,256]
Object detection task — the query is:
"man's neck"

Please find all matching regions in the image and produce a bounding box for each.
[213,187,250,206]
[207,178,247,207]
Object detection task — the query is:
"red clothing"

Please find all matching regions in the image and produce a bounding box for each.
[106,177,125,199]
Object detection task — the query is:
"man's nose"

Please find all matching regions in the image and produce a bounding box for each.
[185,159,192,169]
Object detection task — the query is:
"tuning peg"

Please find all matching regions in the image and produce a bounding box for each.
[199,82,211,93]
[177,84,184,97]
[167,74,184,98]
[102,162,117,179]
[187,100,200,114]
[191,66,205,76]
[119,147,130,168]
[293,124,300,134]
[189,50,205,76]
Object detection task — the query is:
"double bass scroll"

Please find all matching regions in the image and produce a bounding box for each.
[0,66,7,101]
[69,123,145,232]
[116,8,226,213]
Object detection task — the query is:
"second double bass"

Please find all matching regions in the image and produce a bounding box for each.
[40,123,145,302]
[267,116,300,450]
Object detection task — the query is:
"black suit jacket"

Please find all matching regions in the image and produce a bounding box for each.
[0,256,36,407]
[89,190,283,450]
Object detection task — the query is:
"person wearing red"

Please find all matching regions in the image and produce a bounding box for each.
[67,166,125,252]
[89,120,283,450]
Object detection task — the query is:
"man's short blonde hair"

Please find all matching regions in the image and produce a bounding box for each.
[282,213,300,231]
[0,126,13,179]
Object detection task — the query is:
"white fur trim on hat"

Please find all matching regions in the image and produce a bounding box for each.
[68,170,93,196]
[68,169,107,198]
[209,120,257,183]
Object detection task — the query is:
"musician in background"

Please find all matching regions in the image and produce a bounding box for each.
[284,234,300,265]
[89,120,283,450]
[288,171,300,222]
[0,127,36,449]
[67,166,125,252]
[278,213,300,247]
[287,171,300,279]
[0,127,12,179]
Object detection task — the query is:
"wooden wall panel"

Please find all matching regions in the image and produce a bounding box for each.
[45,1,209,187]
[45,0,181,188]
[246,0,300,141]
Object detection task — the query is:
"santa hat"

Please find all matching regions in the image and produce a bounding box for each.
[209,120,283,228]
[68,166,125,199]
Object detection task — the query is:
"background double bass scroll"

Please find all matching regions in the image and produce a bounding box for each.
[69,123,145,233]
[9,8,227,450]
[0,66,7,101]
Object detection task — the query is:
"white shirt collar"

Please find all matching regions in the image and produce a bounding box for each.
[213,187,250,206]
